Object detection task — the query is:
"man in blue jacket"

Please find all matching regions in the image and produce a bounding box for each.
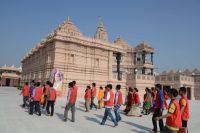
[152,84,164,133]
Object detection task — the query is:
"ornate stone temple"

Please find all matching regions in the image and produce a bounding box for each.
[0,65,21,87]
[21,17,155,96]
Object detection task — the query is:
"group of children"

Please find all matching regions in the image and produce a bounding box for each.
[21,80,57,116]
[21,81,190,132]
[152,84,190,133]
[84,83,190,132]
[84,83,123,127]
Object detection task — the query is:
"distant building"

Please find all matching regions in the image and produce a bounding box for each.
[0,65,21,87]
[21,17,155,97]
[155,69,200,100]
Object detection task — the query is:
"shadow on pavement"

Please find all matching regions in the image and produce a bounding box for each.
[84,116,100,124]
[94,114,103,119]
[79,101,85,106]
[55,112,65,121]
[76,107,85,112]
[132,129,149,133]
[121,120,151,132]
[94,114,113,122]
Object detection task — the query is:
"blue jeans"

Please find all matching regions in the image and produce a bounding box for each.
[90,97,97,109]
[114,105,121,122]
[101,108,117,125]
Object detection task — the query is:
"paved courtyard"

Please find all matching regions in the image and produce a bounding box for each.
[0,87,200,133]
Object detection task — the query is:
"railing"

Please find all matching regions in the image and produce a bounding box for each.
[127,74,155,81]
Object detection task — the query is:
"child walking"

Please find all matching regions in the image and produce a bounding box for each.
[114,84,123,123]
[84,86,91,112]
[179,87,190,133]
[155,88,182,133]
[64,82,78,122]
[46,82,56,116]
[97,86,104,109]
[100,84,118,127]
[21,82,29,108]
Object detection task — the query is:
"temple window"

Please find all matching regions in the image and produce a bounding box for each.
[69,54,75,64]
[95,58,99,67]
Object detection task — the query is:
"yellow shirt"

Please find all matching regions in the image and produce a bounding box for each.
[97,90,104,101]
[180,99,186,107]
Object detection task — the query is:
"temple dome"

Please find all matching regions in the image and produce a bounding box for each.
[114,37,133,49]
[114,37,128,45]
[56,17,82,36]
[135,41,154,53]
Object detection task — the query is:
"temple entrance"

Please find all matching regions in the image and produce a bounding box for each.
[6,78,10,86]
[187,87,191,100]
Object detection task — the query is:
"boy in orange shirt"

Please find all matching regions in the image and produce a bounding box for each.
[155,88,182,133]
[100,84,118,127]
[179,87,190,132]
[114,84,123,123]
[21,82,29,108]
[46,82,57,116]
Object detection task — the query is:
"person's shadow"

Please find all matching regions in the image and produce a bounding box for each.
[132,129,149,133]
[94,114,113,122]
[78,101,85,108]
[84,116,100,124]
[121,120,151,132]
[76,107,85,112]
[55,112,66,122]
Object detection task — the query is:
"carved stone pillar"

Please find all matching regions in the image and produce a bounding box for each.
[116,52,122,80]
[134,53,136,64]
[142,67,145,75]
[151,53,153,65]
[142,52,145,64]
[108,51,113,81]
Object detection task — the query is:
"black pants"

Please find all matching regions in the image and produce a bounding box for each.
[46,100,55,116]
[29,101,34,114]
[23,96,29,107]
[182,120,188,128]
[90,96,97,109]
[34,101,41,116]
[152,108,164,132]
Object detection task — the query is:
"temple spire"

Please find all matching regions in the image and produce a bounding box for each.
[94,16,108,42]
[98,16,104,28]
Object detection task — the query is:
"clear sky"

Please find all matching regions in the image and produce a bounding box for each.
[0,0,200,72]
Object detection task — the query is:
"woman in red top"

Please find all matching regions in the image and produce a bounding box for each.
[84,86,91,112]
[124,87,134,114]
[127,88,142,117]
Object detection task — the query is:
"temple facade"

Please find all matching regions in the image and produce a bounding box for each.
[0,65,21,87]
[155,69,200,100]
[21,17,155,97]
